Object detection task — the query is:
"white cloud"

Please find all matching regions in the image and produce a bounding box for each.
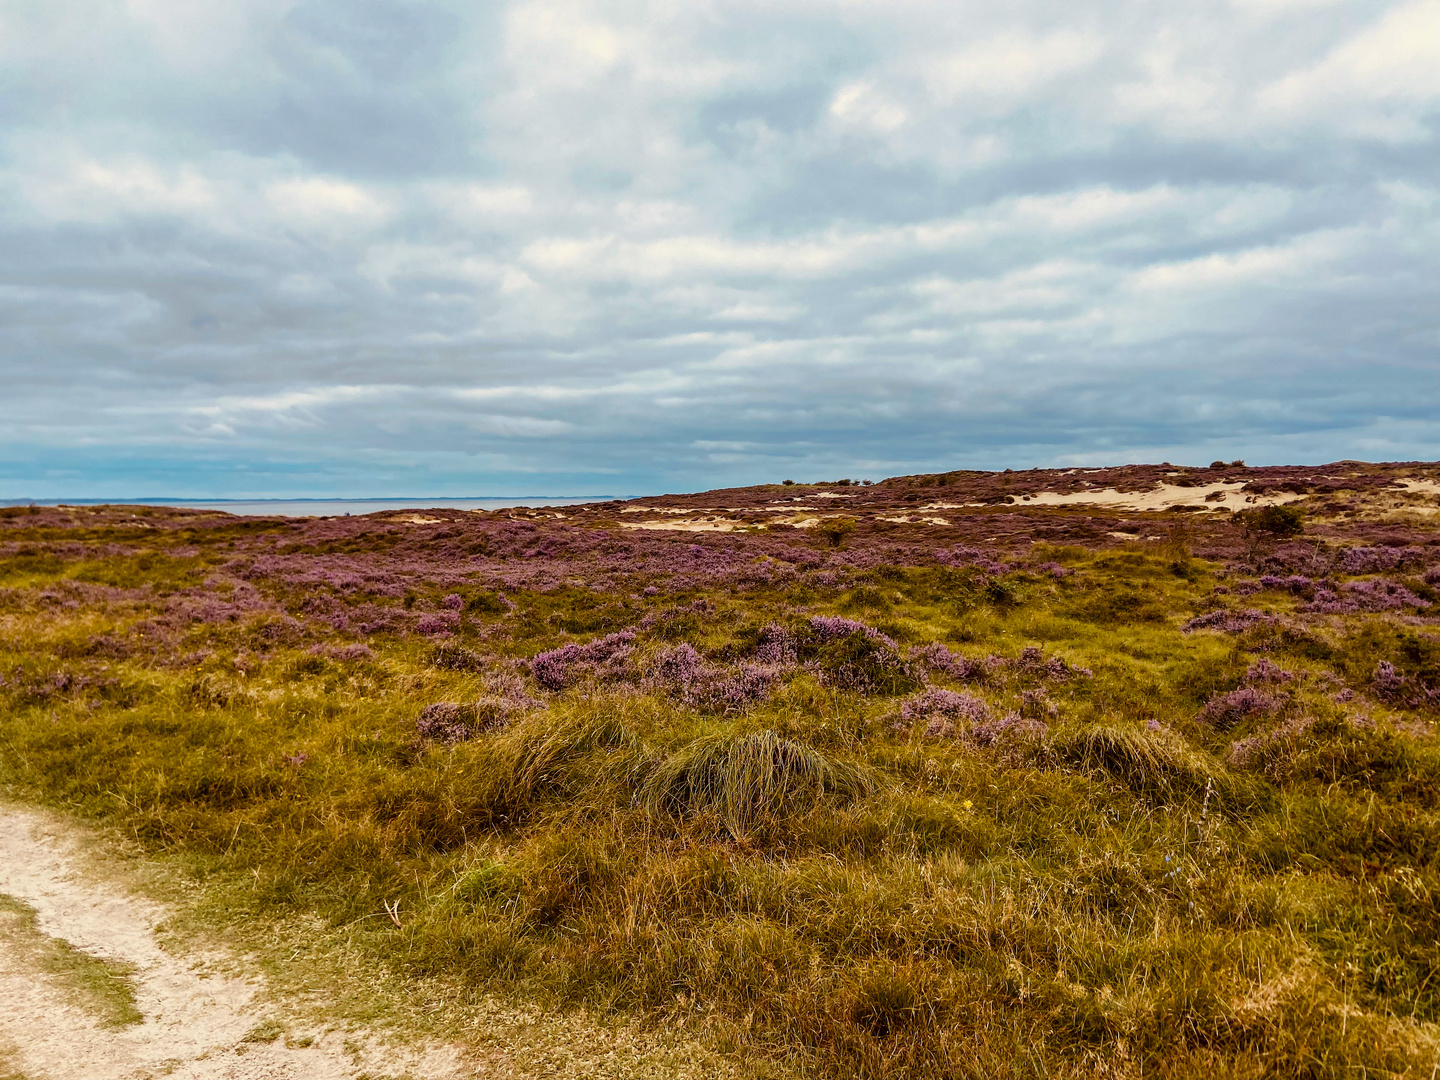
[1259,0,1440,133]
[265,177,390,231]
[926,31,1103,102]
[829,81,908,134]
[504,0,623,88]
[7,145,218,225]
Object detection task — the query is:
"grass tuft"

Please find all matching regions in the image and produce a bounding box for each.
[1052,723,1257,806]
[640,730,876,840]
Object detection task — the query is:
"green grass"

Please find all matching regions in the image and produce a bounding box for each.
[1,527,1438,1077]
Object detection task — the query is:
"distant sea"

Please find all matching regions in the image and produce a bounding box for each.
[4,497,626,518]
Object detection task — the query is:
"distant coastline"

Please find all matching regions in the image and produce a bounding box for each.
[0,497,629,517]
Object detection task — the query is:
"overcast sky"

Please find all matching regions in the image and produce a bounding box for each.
[2,0,1436,498]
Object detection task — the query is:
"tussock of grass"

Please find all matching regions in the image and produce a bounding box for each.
[1053,723,1257,806]
[640,730,876,839]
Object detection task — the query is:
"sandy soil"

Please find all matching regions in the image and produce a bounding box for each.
[0,803,471,1080]
[0,805,751,1080]
[1396,479,1440,497]
[620,512,824,531]
[922,480,1306,514]
[620,518,745,532]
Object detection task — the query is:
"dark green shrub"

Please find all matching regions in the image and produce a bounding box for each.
[814,632,920,694]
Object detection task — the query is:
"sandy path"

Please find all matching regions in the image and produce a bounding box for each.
[0,803,469,1080]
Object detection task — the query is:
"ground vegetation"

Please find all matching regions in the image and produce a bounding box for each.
[2,460,1439,1077]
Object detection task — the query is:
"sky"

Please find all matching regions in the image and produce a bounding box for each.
[1,0,1437,498]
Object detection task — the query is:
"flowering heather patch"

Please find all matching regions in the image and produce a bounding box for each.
[530,629,637,690]
[908,642,983,680]
[805,615,916,693]
[645,642,704,687]
[1007,645,1093,681]
[1197,687,1280,728]
[1243,659,1296,685]
[415,612,460,635]
[415,694,530,744]
[1226,715,1318,770]
[941,546,1012,574]
[1339,546,1427,574]
[415,702,473,744]
[754,623,798,665]
[899,688,992,726]
[644,644,779,713]
[968,711,1049,748]
[1301,580,1432,614]
[1373,661,1439,708]
[1254,574,1315,596]
[1182,608,1275,633]
[808,615,899,650]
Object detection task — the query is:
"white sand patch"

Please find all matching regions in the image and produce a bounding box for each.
[879,516,950,526]
[811,492,856,499]
[621,518,743,532]
[1396,478,1440,497]
[925,481,1306,514]
[0,804,467,1080]
[397,515,443,524]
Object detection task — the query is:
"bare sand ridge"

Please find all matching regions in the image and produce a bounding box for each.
[0,803,471,1080]
[921,480,1308,513]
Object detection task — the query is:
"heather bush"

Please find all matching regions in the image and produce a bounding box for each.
[530,629,637,690]
[1182,608,1275,633]
[898,689,993,735]
[428,641,487,671]
[966,711,1048,755]
[1243,659,1296,685]
[753,623,797,665]
[1339,546,1426,574]
[908,641,984,680]
[1301,579,1432,614]
[416,695,530,744]
[644,644,779,713]
[811,628,917,695]
[1197,686,1280,729]
[1256,573,1315,596]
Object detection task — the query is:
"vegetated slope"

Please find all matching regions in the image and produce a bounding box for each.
[1,459,1438,1079]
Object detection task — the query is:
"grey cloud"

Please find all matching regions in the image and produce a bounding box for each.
[0,0,1436,498]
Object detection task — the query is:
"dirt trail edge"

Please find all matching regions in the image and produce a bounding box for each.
[0,802,475,1080]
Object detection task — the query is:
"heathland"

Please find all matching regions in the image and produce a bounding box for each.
[2,460,1439,1078]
